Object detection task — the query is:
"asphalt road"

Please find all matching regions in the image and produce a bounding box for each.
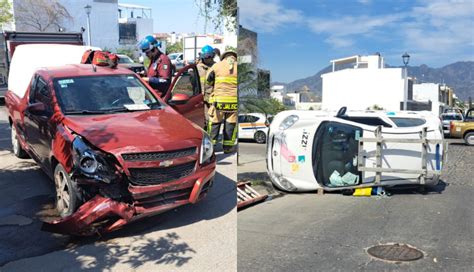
[238,139,474,271]
[0,105,237,271]
[238,142,266,178]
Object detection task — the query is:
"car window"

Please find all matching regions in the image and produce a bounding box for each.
[238,115,247,123]
[171,68,200,97]
[441,114,463,121]
[53,75,161,114]
[244,116,258,123]
[389,117,426,127]
[466,110,474,121]
[118,56,133,64]
[313,121,362,187]
[340,116,392,127]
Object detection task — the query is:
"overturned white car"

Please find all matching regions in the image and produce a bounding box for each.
[267,108,446,192]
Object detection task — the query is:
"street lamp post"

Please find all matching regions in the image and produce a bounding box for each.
[84,4,92,46]
[402,52,410,110]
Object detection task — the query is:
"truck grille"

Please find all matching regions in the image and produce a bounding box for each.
[122,147,196,162]
[128,161,196,186]
[137,188,193,208]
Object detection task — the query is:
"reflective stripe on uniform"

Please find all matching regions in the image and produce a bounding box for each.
[209,96,238,103]
[215,76,237,85]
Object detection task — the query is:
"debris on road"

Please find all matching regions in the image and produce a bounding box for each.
[237,181,268,210]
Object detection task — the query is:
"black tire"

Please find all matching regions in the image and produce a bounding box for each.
[11,124,29,159]
[54,164,82,218]
[464,132,474,146]
[254,131,267,144]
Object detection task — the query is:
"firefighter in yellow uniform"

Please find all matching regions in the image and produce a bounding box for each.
[196,45,216,126]
[206,51,238,153]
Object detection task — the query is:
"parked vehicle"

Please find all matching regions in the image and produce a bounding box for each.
[450,108,474,145]
[440,112,463,135]
[117,54,145,74]
[168,52,184,73]
[238,113,272,144]
[5,44,214,235]
[267,109,446,192]
[1,31,84,98]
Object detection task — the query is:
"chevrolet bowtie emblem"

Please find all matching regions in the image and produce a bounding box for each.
[159,160,174,167]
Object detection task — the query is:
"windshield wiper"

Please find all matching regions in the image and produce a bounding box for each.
[145,102,164,109]
[64,110,108,115]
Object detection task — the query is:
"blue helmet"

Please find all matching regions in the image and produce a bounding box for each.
[201,45,215,59]
[144,35,157,45]
[137,38,154,53]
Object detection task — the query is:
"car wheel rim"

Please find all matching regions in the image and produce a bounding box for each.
[467,135,474,145]
[256,132,265,143]
[11,126,19,154]
[55,170,70,215]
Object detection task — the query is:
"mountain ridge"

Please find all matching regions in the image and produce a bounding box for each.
[273,61,473,101]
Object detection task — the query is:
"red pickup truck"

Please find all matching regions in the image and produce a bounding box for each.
[5,44,216,235]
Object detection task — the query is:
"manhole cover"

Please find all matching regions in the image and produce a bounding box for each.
[367,243,423,262]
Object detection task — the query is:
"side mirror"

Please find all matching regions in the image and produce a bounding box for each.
[27,102,46,115]
[168,93,190,105]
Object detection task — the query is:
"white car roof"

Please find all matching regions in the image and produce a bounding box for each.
[8,44,100,98]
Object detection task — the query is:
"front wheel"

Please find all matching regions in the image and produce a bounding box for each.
[11,124,29,158]
[254,131,267,144]
[54,164,82,218]
[464,132,474,146]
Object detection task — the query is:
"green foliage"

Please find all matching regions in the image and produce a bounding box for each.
[240,97,287,116]
[166,42,183,54]
[116,47,135,59]
[0,0,13,26]
[366,104,384,110]
[195,0,237,32]
[238,63,257,95]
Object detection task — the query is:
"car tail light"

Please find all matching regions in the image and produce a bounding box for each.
[265,120,270,127]
[450,121,454,131]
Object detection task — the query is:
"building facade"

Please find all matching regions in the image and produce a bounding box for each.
[321,54,416,111]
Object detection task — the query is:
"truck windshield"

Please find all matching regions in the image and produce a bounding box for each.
[441,115,462,121]
[53,75,162,114]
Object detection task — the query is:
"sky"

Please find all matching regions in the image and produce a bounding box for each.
[119,0,219,34]
[239,0,474,83]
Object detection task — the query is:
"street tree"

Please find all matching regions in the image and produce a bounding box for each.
[166,42,183,54]
[195,0,237,32]
[0,0,13,27]
[15,0,72,32]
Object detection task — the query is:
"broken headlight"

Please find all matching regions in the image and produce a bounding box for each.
[72,136,117,183]
[279,115,299,131]
[200,132,214,165]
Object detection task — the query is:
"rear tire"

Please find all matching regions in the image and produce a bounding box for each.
[464,132,474,146]
[11,125,29,159]
[54,164,82,218]
[254,131,267,144]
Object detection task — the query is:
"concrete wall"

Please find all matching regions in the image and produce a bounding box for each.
[60,0,119,49]
[321,67,405,111]
[413,83,447,116]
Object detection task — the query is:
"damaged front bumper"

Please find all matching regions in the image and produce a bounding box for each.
[42,164,215,236]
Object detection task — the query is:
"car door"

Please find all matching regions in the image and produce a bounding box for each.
[164,64,205,128]
[24,75,54,166]
[238,115,250,139]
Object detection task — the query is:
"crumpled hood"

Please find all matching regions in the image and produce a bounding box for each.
[62,107,203,155]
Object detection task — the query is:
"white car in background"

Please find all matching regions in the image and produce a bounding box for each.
[267,108,446,192]
[238,113,272,144]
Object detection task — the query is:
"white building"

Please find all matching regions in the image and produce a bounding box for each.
[5,0,153,51]
[118,3,153,47]
[321,54,414,111]
[413,83,452,116]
